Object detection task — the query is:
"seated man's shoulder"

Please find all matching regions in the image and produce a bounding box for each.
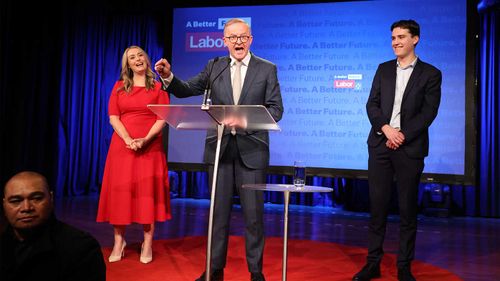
[50,219,106,280]
[51,219,101,250]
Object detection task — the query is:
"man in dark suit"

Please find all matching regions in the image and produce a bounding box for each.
[1,171,106,281]
[155,18,283,281]
[353,20,441,281]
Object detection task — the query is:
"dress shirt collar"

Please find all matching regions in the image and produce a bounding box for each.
[397,56,418,70]
[230,52,251,67]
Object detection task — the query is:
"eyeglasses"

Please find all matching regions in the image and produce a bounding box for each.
[225,35,251,43]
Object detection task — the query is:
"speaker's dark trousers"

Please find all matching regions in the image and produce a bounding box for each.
[208,136,265,273]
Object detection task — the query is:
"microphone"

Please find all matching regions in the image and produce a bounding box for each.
[201,57,231,110]
[201,57,219,109]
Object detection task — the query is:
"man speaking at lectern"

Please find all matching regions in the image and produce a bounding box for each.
[155,18,283,281]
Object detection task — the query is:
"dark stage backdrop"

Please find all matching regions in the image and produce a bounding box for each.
[1,0,499,217]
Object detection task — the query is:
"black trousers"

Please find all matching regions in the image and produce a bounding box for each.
[208,136,266,273]
[367,144,424,267]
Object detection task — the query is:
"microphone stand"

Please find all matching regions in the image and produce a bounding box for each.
[201,57,219,111]
[200,57,230,281]
[201,57,230,111]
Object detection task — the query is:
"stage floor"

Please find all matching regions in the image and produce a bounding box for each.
[55,196,500,281]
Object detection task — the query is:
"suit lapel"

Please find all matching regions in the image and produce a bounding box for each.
[387,61,397,111]
[239,56,258,105]
[401,59,423,105]
[217,57,233,104]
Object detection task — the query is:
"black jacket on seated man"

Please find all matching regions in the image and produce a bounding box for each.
[0,214,106,281]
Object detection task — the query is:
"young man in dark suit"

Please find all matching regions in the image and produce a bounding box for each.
[353,19,442,281]
[155,18,283,281]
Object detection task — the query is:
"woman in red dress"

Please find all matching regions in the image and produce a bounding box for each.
[97,46,171,264]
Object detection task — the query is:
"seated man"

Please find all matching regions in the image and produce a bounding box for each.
[0,171,106,281]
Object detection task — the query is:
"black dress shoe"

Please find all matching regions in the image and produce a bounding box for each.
[250,272,266,281]
[195,269,224,281]
[397,266,416,281]
[352,263,381,281]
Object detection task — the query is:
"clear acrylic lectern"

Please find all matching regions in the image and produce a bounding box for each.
[148,104,280,281]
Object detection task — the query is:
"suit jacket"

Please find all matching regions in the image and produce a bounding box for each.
[366,58,441,158]
[168,54,284,169]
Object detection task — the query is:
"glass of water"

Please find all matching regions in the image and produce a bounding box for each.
[293,160,306,187]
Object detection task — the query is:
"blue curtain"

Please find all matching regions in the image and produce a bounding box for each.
[478,2,500,217]
[55,10,163,196]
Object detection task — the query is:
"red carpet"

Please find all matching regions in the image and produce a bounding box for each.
[103,236,462,281]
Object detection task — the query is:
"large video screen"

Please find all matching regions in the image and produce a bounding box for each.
[168,0,467,176]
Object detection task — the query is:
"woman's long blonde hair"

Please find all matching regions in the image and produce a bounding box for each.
[119,45,157,93]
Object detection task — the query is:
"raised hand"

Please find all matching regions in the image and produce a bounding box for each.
[154,58,171,79]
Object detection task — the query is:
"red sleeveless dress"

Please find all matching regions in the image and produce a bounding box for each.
[97,81,171,224]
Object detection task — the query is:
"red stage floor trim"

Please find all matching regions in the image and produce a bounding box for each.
[103,236,463,281]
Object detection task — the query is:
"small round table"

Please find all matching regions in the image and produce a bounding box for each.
[241,184,333,281]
